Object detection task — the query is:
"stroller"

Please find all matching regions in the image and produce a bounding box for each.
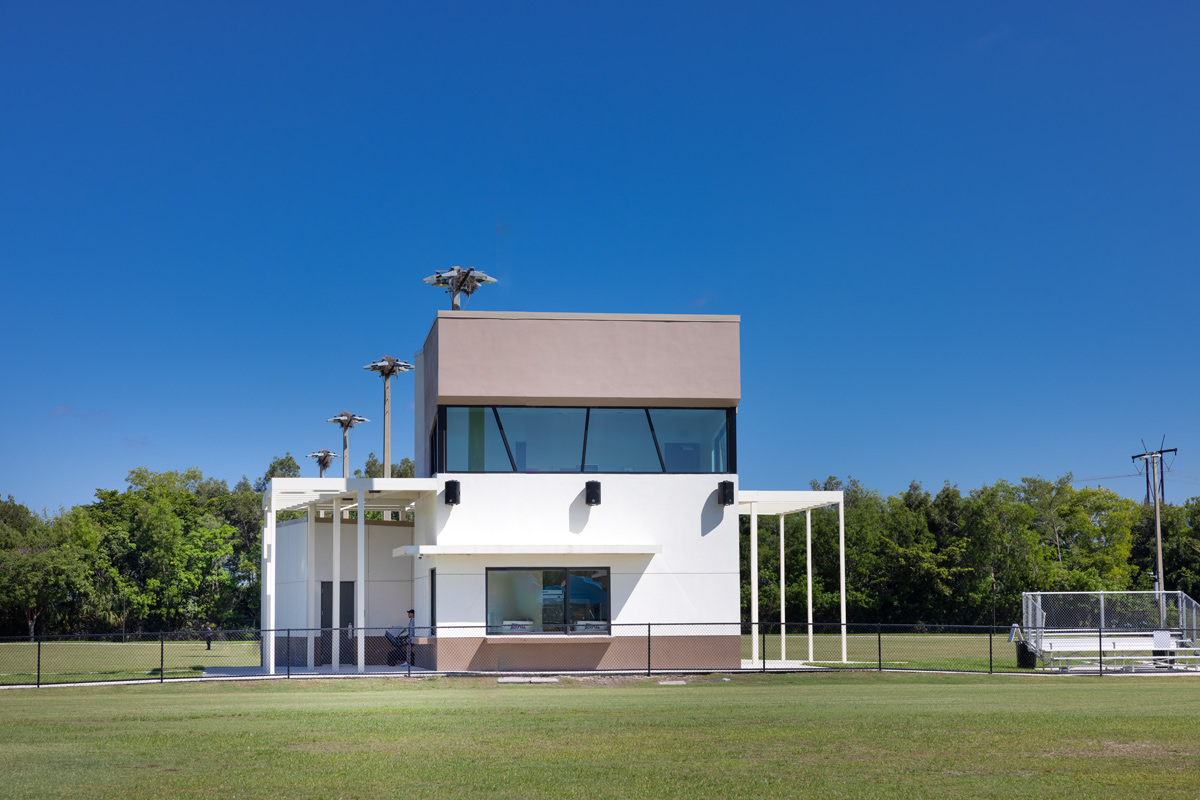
[384,626,412,667]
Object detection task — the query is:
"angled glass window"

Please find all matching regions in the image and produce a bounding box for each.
[584,409,663,472]
[444,407,513,472]
[648,408,730,473]
[495,407,586,473]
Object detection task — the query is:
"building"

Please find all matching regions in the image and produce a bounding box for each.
[260,310,846,673]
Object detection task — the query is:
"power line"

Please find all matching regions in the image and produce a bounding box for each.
[1070,473,1142,483]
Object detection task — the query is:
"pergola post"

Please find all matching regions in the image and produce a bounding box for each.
[356,491,366,673]
[263,491,276,675]
[332,502,341,672]
[806,509,813,662]
[750,503,759,665]
[839,498,847,663]
[306,503,316,668]
[779,514,786,663]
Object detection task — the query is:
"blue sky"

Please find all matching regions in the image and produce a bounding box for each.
[3,2,1198,514]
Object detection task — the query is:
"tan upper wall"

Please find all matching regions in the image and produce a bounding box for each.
[419,311,740,409]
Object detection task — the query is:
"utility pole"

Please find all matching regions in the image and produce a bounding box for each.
[1132,444,1177,628]
[328,412,369,479]
[364,356,413,477]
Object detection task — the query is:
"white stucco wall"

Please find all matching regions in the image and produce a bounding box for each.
[275,521,307,629]
[420,473,738,635]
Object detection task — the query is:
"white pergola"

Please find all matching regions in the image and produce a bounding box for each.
[738,490,847,664]
[261,477,438,674]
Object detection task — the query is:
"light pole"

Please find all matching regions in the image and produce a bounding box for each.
[307,449,339,478]
[424,266,498,310]
[363,356,413,477]
[327,413,369,479]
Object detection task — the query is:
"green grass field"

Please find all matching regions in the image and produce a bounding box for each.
[2,672,1198,798]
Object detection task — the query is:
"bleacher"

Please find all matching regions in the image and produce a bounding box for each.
[1016,591,1200,673]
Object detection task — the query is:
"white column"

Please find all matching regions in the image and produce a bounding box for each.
[806,509,813,663]
[263,492,276,675]
[306,503,316,669]
[332,501,341,672]
[750,503,759,664]
[779,514,786,663]
[356,491,366,673]
[839,496,847,663]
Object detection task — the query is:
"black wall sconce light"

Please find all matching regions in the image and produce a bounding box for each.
[444,479,461,505]
[585,480,602,506]
[717,480,735,506]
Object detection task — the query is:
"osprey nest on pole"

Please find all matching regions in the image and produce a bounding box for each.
[423,266,497,310]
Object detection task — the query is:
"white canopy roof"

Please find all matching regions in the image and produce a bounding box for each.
[736,490,843,515]
[266,477,439,513]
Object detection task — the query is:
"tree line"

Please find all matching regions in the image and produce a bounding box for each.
[0,453,413,638]
[742,476,1200,627]
[3,467,1197,637]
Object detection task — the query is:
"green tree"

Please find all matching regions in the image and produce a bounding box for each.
[88,468,242,631]
[961,480,1042,625]
[1056,487,1137,590]
[1131,499,1200,597]
[0,498,97,638]
[253,454,301,493]
[1020,475,1074,564]
[355,453,415,478]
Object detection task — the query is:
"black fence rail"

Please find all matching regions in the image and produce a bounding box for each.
[4,622,1197,688]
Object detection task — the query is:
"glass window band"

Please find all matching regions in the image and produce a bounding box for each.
[436,405,735,474]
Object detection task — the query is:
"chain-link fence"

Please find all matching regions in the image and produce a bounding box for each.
[0,630,262,687]
[1023,591,1195,631]
[8,619,1200,688]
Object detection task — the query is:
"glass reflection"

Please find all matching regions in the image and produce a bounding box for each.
[584,409,662,472]
[495,407,587,473]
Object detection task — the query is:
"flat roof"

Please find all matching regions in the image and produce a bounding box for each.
[425,309,740,339]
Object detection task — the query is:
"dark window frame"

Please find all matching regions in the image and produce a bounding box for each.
[436,404,735,475]
[485,567,611,635]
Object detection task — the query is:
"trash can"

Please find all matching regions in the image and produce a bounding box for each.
[1015,641,1036,669]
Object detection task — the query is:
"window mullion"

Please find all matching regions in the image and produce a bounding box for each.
[644,409,666,472]
[563,570,572,634]
[580,408,591,473]
[492,407,517,472]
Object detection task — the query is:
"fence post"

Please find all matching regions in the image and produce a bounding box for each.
[989,625,993,674]
[36,637,41,688]
[761,625,766,673]
[646,624,651,677]
[160,632,165,684]
[286,629,291,679]
[1098,625,1103,677]
[877,623,882,671]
